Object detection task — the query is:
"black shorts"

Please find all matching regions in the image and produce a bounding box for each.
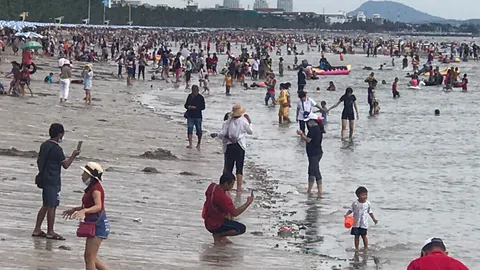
[207,220,246,235]
[42,185,61,207]
[341,110,355,120]
[185,71,192,82]
[351,227,368,236]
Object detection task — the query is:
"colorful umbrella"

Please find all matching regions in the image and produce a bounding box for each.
[20,41,43,50]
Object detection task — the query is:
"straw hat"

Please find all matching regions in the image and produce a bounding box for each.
[85,63,93,70]
[81,162,104,181]
[230,104,246,117]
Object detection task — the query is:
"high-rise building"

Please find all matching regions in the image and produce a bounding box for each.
[223,0,240,8]
[277,0,292,12]
[253,0,269,9]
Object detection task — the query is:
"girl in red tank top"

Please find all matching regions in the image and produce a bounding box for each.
[62,162,110,270]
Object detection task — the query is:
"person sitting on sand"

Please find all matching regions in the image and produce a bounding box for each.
[44,73,54,83]
[202,173,254,245]
[327,81,336,91]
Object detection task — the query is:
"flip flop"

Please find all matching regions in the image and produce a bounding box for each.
[31,231,47,238]
[46,234,66,241]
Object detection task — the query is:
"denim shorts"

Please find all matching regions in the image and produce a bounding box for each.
[187,118,202,136]
[85,212,110,239]
[42,185,61,207]
[208,220,246,235]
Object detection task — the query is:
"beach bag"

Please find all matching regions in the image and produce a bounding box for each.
[302,100,311,119]
[77,212,103,238]
[35,144,54,189]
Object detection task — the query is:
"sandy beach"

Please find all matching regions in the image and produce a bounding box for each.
[0,52,351,270]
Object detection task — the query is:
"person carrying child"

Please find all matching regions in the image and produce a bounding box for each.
[344,186,378,250]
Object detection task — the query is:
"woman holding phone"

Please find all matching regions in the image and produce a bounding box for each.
[62,162,110,270]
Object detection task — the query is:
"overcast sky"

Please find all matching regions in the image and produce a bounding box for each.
[141,0,477,20]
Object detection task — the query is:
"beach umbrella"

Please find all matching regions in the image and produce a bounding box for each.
[181,48,190,58]
[15,32,44,39]
[20,41,43,50]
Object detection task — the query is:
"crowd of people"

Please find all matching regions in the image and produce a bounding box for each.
[0,24,472,269]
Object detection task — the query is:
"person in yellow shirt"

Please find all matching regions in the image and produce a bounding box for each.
[223,71,233,96]
[276,83,291,124]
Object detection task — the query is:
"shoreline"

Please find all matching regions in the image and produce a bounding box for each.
[0,53,347,269]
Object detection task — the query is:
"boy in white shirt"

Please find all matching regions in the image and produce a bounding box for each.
[344,186,378,250]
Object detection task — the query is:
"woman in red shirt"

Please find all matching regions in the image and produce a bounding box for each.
[63,162,110,270]
[203,173,254,245]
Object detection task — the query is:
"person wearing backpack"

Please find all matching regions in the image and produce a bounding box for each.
[32,123,80,240]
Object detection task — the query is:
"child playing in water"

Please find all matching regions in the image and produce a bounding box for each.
[462,74,468,92]
[320,101,327,124]
[276,83,291,124]
[44,72,54,83]
[202,74,210,94]
[223,72,233,96]
[392,77,400,98]
[265,73,276,106]
[344,186,378,250]
[327,81,336,91]
[373,100,380,115]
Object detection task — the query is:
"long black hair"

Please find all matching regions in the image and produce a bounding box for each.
[84,177,99,193]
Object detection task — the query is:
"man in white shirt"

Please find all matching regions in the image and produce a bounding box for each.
[251,58,260,80]
[218,104,253,192]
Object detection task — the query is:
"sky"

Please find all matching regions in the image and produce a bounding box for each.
[141,0,478,20]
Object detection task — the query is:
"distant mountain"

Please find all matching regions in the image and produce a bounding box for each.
[348,1,446,23]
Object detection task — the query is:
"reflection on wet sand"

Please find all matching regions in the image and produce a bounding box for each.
[302,195,323,249]
[32,238,53,252]
[199,243,245,267]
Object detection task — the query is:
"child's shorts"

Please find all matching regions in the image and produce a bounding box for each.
[351,227,368,236]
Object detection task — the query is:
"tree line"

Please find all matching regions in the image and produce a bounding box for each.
[0,0,479,34]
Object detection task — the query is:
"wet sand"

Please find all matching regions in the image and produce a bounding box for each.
[0,54,350,269]
[141,43,480,270]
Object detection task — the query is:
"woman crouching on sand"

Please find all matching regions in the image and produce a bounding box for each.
[63,162,110,270]
[202,173,254,245]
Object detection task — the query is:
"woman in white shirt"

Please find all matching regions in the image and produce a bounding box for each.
[296,91,323,133]
[218,104,253,192]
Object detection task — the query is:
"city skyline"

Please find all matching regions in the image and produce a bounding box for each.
[140,0,480,20]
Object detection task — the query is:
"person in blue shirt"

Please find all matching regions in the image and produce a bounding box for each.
[44,73,54,83]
